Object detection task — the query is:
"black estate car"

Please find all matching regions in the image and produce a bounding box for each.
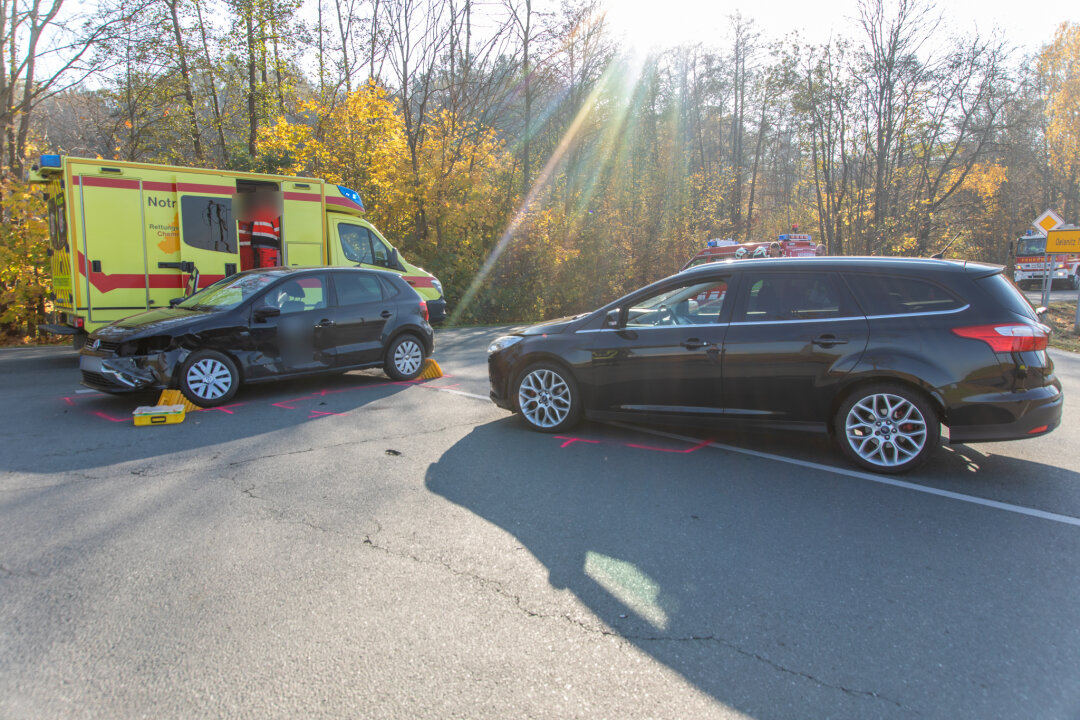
[80,267,434,406]
[487,257,1063,473]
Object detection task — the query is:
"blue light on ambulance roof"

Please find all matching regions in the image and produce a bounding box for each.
[337,185,365,212]
[39,154,61,168]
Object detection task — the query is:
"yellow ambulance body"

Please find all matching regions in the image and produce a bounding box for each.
[29,155,446,344]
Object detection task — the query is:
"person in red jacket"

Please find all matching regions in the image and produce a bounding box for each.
[251,192,282,267]
[238,191,282,268]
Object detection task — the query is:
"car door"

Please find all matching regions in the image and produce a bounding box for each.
[578,275,733,416]
[327,270,394,366]
[247,273,336,376]
[721,271,869,423]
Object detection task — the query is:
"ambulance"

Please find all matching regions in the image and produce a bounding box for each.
[29,155,446,346]
[1013,230,1080,290]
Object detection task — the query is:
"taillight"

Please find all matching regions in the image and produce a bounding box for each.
[951,323,1049,352]
[421,301,429,322]
[74,316,84,329]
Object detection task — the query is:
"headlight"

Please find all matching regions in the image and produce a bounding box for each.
[431,278,443,296]
[488,335,523,354]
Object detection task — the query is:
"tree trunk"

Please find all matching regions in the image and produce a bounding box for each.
[166,0,204,162]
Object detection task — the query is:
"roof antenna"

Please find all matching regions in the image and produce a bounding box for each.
[930,232,962,259]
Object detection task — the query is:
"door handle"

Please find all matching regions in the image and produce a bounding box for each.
[812,334,847,347]
[315,319,335,329]
[681,338,710,350]
[380,310,392,318]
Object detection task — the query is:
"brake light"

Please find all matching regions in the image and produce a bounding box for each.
[421,301,429,322]
[74,316,84,329]
[952,323,1049,352]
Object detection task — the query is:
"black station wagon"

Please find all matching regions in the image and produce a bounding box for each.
[487,257,1062,473]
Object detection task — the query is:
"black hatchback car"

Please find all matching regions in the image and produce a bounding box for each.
[488,257,1063,473]
[80,267,434,406]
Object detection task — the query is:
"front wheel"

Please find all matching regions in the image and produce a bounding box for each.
[179,350,240,407]
[834,383,940,474]
[384,333,426,381]
[1071,275,1080,291]
[514,363,582,433]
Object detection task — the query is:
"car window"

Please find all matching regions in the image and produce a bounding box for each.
[334,272,384,306]
[845,274,965,316]
[737,273,853,322]
[625,279,730,327]
[260,275,327,315]
[178,272,281,310]
[339,223,374,265]
[371,234,392,267]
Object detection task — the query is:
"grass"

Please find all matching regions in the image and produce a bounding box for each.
[1046,302,1080,353]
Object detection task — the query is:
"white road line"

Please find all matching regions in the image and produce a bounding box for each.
[431,387,490,401]
[606,421,1080,529]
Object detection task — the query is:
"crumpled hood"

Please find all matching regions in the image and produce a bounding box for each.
[95,307,207,338]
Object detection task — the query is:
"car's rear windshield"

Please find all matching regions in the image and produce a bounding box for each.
[178,273,282,311]
[976,272,1038,321]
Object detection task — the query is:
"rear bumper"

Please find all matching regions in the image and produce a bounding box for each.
[947,383,1064,443]
[427,298,447,323]
[39,323,79,336]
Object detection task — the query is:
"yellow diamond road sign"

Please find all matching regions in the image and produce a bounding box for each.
[1035,209,1064,234]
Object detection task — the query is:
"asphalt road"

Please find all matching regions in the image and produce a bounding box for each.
[2,329,1079,719]
[1023,286,1079,306]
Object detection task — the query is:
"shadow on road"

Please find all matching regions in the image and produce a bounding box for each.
[426,418,1080,719]
[0,366,428,475]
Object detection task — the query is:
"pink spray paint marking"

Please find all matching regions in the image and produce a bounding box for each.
[307,409,347,419]
[195,402,246,415]
[554,436,602,449]
[625,438,713,454]
[554,435,713,455]
[90,411,129,423]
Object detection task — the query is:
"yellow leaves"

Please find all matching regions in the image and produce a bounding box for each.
[962,162,1007,204]
[1039,23,1080,174]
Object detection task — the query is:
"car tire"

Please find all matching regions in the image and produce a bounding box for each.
[514,362,582,433]
[834,383,940,474]
[179,350,240,407]
[385,333,426,381]
[1071,275,1080,291]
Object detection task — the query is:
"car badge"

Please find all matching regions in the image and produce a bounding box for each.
[88,338,100,351]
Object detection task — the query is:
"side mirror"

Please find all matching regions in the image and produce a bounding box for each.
[254,306,281,322]
[1035,306,1048,318]
[390,247,404,271]
[604,308,621,329]
[169,297,184,307]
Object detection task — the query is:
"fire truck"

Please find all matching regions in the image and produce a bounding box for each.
[681,233,824,271]
[1013,230,1080,290]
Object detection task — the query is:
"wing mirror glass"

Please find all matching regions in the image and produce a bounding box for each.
[604,308,621,328]
[254,306,281,322]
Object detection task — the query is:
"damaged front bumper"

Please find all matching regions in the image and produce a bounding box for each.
[79,349,186,394]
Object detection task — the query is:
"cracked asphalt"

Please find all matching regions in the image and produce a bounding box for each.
[2,329,1079,719]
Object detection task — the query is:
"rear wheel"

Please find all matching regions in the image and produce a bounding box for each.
[179,350,239,407]
[1071,275,1080,291]
[514,362,582,433]
[834,383,939,474]
[384,333,426,381]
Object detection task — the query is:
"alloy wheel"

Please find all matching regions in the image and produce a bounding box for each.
[518,368,572,429]
[394,339,423,376]
[844,392,928,469]
[185,358,233,401]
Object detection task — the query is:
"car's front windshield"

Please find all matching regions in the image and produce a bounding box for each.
[177,273,283,311]
[1017,237,1046,256]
